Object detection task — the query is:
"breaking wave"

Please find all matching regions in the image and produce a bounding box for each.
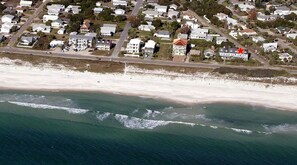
[96,112,111,121]
[263,124,297,133]
[229,128,253,134]
[114,114,199,129]
[143,109,162,118]
[7,101,88,114]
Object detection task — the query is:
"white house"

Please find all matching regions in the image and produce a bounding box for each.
[49,40,64,48]
[252,36,265,43]
[138,22,155,31]
[278,53,293,62]
[126,38,142,54]
[190,28,209,40]
[168,10,179,19]
[274,6,291,16]
[169,4,178,11]
[185,20,200,29]
[20,0,32,7]
[226,17,238,26]
[100,24,117,36]
[257,12,278,22]
[57,28,65,34]
[143,10,159,19]
[112,0,128,6]
[47,4,65,16]
[93,7,103,14]
[115,9,125,15]
[286,33,297,40]
[32,24,51,33]
[229,30,238,39]
[68,34,94,51]
[143,40,156,56]
[51,19,66,29]
[219,47,249,61]
[216,36,227,45]
[1,23,14,34]
[238,3,255,12]
[96,2,102,7]
[262,42,278,52]
[65,5,81,14]
[154,30,170,39]
[215,13,229,21]
[154,5,168,15]
[238,28,257,36]
[18,36,38,46]
[96,40,112,51]
[43,15,58,23]
[1,15,15,23]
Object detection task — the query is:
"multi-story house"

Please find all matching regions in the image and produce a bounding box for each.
[218,47,249,61]
[126,38,142,54]
[143,40,156,57]
[96,40,112,51]
[68,33,94,51]
[172,39,187,56]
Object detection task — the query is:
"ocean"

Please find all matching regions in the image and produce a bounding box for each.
[0,90,297,164]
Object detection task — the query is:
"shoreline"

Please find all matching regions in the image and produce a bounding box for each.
[1,58,297,112]
[0,87,293,111]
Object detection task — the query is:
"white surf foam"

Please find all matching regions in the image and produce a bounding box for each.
[114,114,198,129]
[143,109,162,118]
[96,112,111,121]
[230,128,253,134]
[263,124,297,133]
[8,101,88,114]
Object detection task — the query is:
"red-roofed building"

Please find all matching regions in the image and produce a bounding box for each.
[172,39,187,56]
[80,19,91,33]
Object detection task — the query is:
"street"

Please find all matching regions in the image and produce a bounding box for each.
[111,0,143,57]
[7,0,50,47]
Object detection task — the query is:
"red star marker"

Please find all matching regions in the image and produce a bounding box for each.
[237,47,244,54]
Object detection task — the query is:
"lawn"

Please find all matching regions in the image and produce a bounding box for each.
[153,43,172,60]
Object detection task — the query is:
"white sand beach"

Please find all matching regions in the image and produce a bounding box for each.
[1,58,297,111]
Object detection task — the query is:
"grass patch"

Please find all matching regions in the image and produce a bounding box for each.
[153,43,172,60]
[213,67,290,77]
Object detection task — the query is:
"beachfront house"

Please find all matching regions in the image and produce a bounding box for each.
[143,40,156,57]
[18,36,38,46]
[278,53,293,62]
[219,47,249,61]
[126,38,142,54]
[172,38,187,56]
[96,40,112,51]
[49,40,64,48]
[68,33,95,51]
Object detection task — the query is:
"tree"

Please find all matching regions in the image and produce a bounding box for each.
[284,13,297,21]
[128,15,142,28]
[0,3,6,13]
[45,20,52,26]
[248,9,257,20]
[169,21,180,33]
[114,15,127,22]
[152,19,162,29]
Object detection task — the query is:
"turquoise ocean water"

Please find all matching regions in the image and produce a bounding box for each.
[0,90,297,164]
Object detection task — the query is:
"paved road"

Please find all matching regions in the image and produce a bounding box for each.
[185,10,269,66]
[7,0,50,47]
[111,0,143,57]
[2,47,297,74]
